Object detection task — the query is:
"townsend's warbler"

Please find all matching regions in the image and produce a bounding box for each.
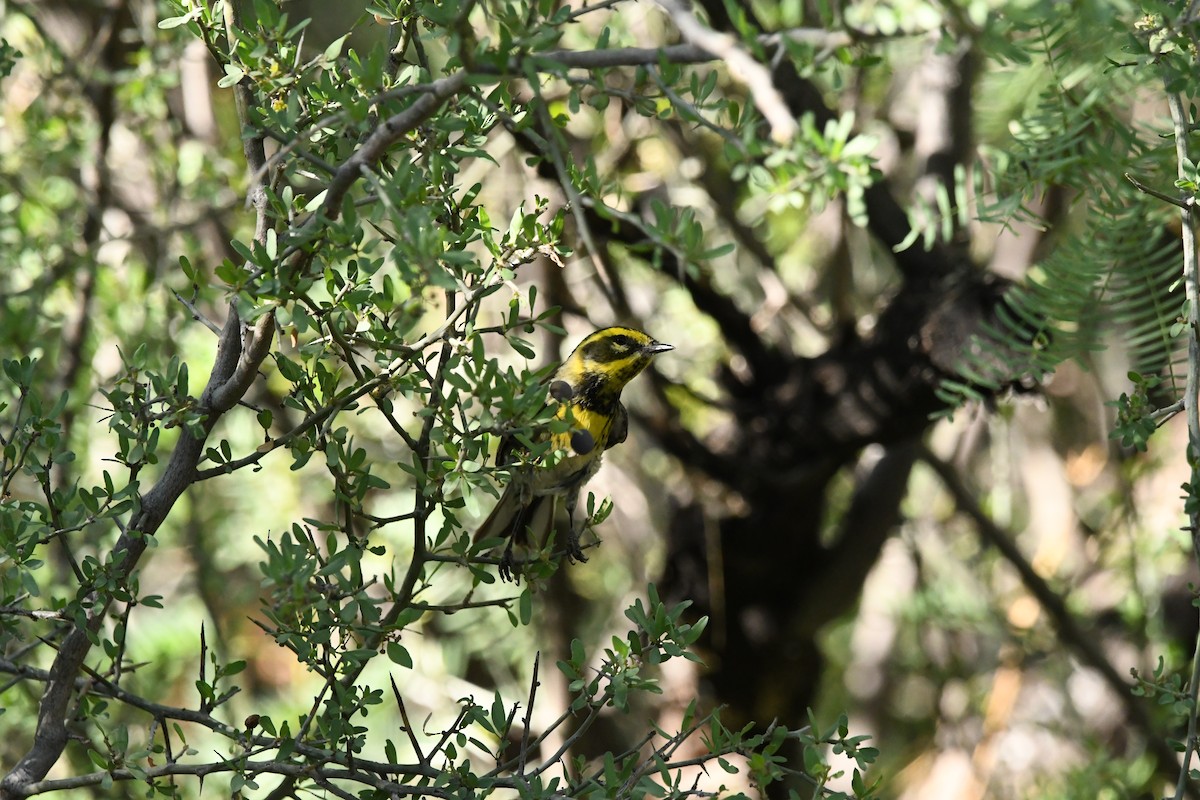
[477,326,673,581]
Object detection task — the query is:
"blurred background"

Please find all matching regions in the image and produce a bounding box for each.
[1,0,1195,798]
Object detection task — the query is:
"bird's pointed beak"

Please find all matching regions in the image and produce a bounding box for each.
[643,340,674,355]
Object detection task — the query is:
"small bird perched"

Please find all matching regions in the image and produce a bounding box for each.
[477,326,673,581]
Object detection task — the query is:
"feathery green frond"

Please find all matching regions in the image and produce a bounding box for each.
[930,22,1185,407]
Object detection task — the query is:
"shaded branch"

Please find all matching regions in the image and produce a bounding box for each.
[541,27,853,70]
[1127,172,1195,212]
[803,441,919,625]
[692,0,958,283]
[1167,81,1200,800]
[579,197,784,379]
[14,760,446,799]
[651,0,797,141]
[0,4,279,795]
[319,72,470,222]
[0,301,277,799]
[919,447,1186,788]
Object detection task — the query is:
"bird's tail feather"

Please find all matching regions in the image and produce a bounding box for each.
[474,483,521,545]
[477,490,559,580]
[474,488,557,550]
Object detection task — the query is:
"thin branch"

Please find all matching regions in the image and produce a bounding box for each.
[170,290,223,335]
[918,447,1188,787]
[651,0,797,141]
[518,652,540,775]
[391,675,428,766]
[648,67,748,152]
[537,27,853,71]
[319,72,469,223]
[563,0,629,21]
[529,85,621,310]
[0,606,65,622]
[1154,399,1186,427]
[311,776,361,800]
[258,126,337,174]
[14,759,447,798]
[528,694,606,779]
[1168,83,1200,800]
[408,597,517,612]
[1126,172,1194,211]
[613,706,715,796]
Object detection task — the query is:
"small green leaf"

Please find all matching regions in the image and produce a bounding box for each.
[217,63,245,89]
[324,34,349,62]
[387,642,413,668]
[519,587,533,625]
[158,12,198,29]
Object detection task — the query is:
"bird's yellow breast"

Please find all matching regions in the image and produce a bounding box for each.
[517,325,666,497]
[551,403,613,454]
[526,404,612,495]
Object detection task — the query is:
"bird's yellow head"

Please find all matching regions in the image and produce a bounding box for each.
[556,326,673,409]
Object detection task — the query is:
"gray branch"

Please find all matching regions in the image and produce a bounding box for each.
[0,4,279,795]
[0,304,276,800]
[651,0,798,141]
[320,72,470,223]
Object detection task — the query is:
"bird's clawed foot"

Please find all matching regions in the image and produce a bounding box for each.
[498,540,519,583]
[564,523,589,565]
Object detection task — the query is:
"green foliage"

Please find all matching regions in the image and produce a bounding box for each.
[1,0,880,796]
[749,111,881,225]
[1108,371,1165,452]
[9,0,1200,796]
[905,14,1189,414]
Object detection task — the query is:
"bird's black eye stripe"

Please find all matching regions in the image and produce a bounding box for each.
[580,331,643,362]
[610,334,635,350]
